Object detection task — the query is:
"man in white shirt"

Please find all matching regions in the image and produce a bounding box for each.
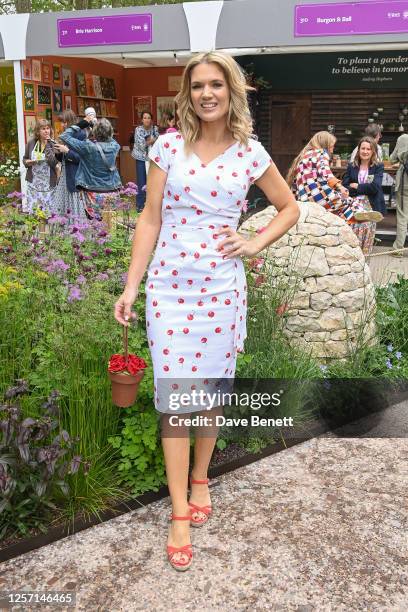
[350,124,383,162]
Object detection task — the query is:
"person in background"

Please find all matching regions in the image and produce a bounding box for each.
[287,131,383,255]
[165,112,178,134]
[389,134,408,256]
[59,116,122,220]
[23,119,59,214]
[50,110,87,218]
[350,124,383,163]
[342,136,385,254]
[131,111,159,212]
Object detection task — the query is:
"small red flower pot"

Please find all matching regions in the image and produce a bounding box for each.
[108,325,147,408]
[108,369,145,407]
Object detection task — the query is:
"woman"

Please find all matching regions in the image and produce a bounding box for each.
[23,119,59,214]
[389,134,408,256]
[165,112,177,134]
[59,116,122,220]
[287,131,382,254]
[51,110,87,218]
[342,137,385,254]
[131,111,159,212]
[114,51,299,571]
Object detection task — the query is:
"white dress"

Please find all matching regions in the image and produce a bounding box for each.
[146,132,272,413]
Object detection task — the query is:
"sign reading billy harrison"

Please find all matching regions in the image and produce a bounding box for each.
[57,14,152,47]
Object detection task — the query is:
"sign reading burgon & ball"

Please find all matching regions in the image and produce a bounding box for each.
[58,14,152,47]
[295,1,408,37]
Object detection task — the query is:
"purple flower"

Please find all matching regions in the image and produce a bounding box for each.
[98,230,108,238]
[31,237,40,244]
[95,272,109,281]
[7,191,22,199]
[386,358,393,369]
[104,248,113,255]
[67,286,82,302]
[91,251,98,258]
[395,351,402,360]
[387,344,394,353]
[76,275,87,285]
[46,259,70,274]
[73,232,85,243]
[121,272,128,284]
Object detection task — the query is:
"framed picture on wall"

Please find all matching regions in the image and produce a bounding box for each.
[53,120,64,138]
[53,88,63,113]
[156,96,175,128]
[21,59,32,80]
[37,84,51,106]
[45,108,52,121]
[24,115,36,142]
[76,72,87,97]
[23,83,35,112]
[132,96,152,125]
[32,59,42,82]
[168,75,182,92]
[42,63,51,83]
[62,67,72,91]
[53,64,61,84]
[63,94,72,111]
[77,98,85,115]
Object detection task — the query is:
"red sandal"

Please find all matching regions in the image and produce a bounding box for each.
[188,478,212,528]
[167,514,193,571]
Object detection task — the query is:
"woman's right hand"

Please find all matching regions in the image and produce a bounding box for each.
[114,285,139,326]
[338,185,349,198]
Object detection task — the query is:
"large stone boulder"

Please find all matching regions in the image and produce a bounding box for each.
[240,202,376,360]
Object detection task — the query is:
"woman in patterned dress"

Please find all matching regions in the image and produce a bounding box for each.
[114,51,299,571]
[287,131,383,254]
[51,110,87,219]
[23,119,59,214]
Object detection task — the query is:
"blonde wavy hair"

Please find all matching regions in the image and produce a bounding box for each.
[286,131,336,187]
[175,51,254,149]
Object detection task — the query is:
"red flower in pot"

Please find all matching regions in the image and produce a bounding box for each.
[108,327,147,407]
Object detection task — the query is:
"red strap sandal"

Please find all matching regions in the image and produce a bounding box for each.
[167,515,193,572]
[188,478,212,528]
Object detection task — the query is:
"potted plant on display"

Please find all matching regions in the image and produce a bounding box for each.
[108,326,147,407]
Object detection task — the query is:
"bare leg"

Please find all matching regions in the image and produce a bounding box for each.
[161,414,191,563]
[190,406,223,520]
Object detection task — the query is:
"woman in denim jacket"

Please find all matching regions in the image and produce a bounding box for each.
[60,117,122,219]
[131,111,159,212]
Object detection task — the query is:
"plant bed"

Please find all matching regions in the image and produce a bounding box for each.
[3,380,408,564]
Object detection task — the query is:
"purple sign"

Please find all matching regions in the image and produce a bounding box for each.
[295,1,408,37]
[58,14,152,47]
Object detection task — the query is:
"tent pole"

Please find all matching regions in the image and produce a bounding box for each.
[13,59,27,202]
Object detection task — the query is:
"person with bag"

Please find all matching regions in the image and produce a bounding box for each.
[59,116,122,220]
[22,119,59,214]
[131,111,159,212]
[50,110,87,218]
[114,51,299,571]
[389,134,408,256]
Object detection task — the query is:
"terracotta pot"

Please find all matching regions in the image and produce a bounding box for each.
[108,369,144,407]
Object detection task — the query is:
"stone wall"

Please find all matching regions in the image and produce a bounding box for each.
[240,202,377,360]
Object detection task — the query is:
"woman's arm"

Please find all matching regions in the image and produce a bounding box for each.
[60,125,92,154]
[342,164,353,190]
[218,162,300,258]
[44,142,59,169]
[114,162,166,325]
[22,141,36,167]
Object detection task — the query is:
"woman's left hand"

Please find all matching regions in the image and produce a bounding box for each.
[217,226,259,259]
[349,182,358,189]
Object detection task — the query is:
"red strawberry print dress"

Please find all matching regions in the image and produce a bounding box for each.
[147,132,272,413]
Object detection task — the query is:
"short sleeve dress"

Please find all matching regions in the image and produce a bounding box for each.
[147,132,272,413]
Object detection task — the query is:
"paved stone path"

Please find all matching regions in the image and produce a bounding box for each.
[368,245,408,286]
[1,403,407,611]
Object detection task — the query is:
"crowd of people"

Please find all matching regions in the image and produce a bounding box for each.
[22,98,408,257]
[287,124,408,256]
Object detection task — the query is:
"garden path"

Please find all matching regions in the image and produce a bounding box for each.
[1,405,407,611]
[368,245,408,286]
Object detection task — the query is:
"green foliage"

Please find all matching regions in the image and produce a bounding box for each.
[109,407,166,495]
